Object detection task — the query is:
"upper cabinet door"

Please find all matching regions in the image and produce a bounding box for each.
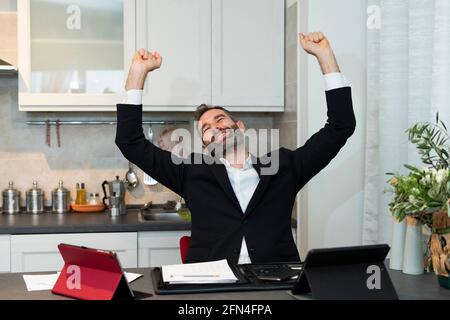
[18,0,284,112]
[212,0,284,111]
[137,0,212,109]
[18,0,135,111]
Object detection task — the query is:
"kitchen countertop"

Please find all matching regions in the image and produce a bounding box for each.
[0,267,449,300]
[0,208,190,234]
[0,206,298,235]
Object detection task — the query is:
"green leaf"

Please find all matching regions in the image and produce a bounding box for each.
[404,164,420,172]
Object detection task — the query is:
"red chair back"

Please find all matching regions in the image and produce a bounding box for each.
[179,236,191,264]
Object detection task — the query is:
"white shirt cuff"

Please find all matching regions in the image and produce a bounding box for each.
[324,73,347,91]
[123,89,143,105]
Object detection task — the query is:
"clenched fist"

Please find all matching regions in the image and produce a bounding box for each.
[125,49,163,91]
[299,32,340,74]
[300,32,331,57]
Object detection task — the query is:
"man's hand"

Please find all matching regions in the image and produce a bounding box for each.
[300,32,340,74]
[125,49,163,91]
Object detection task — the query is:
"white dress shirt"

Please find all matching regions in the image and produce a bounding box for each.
[220,156,259,264]
[123,73,347,264]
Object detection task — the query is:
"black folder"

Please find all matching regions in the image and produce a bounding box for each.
[151,262,302,295]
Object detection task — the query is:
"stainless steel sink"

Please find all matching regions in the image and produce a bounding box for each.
[141,212,181,221]
[140,203,191,222]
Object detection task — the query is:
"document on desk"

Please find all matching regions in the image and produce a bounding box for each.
[162,259,238,284]
[23,274,60,292]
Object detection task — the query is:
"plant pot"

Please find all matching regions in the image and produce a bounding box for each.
[430,210,450,289]
[402,217,424,275]
[389,217,406,271]
[438,276,450,289]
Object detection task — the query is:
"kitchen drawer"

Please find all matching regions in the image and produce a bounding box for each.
[11,232,137,272]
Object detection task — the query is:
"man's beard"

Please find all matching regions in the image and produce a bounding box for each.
[204,125,245,159]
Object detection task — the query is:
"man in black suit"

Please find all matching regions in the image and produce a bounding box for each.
[115,32,356,264]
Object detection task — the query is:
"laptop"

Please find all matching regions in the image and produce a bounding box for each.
[52,244,135,300]
[291,244,399,300]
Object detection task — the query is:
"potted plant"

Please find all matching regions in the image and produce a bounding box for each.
[386,114,450,285]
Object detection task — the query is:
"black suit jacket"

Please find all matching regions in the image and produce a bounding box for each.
[115,87,356,265]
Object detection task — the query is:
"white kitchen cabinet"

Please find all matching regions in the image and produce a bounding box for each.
[0,235,11,273]
[136,0,212,110]
[211,0,284,111]
[10,232,137,272]
[5,228,296,272]
[137,0,284,112]
[18,0,136,111]
[18,0,284,112]
[138,231,190,267]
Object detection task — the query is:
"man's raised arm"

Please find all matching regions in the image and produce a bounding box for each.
[292,32,356,190]
[115,49,185,196]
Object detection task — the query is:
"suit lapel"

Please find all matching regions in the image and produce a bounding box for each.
[207,154,274,217]
[208,163,243,213]
[243,156,273,217]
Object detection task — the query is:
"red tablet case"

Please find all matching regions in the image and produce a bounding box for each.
[52,244,134,300]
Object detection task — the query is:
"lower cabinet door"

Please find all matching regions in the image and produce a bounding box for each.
[0,235,11,273]
[11,233,138,273]
[138,231,191,268]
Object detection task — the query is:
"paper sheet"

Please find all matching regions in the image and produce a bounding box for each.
[123,272,143,283]
[162,259,238,284]
[23,271,143,292]
[23,274,60,292]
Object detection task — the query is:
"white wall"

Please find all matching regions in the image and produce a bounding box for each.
[297,0,367,257]
[286,0,297,8]
[0,0,16,11]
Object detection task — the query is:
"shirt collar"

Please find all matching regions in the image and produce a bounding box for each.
[220,155,254,171]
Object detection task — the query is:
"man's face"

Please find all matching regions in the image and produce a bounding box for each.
[198,109,246,154]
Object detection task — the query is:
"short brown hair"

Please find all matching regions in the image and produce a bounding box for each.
[194,104,235,122]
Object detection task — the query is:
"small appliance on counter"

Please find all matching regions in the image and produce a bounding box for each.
[52,180,71,214]
[2,181,20,215]
[102,176,127,217]
[108,192,126,217]
[26,181,44,214]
